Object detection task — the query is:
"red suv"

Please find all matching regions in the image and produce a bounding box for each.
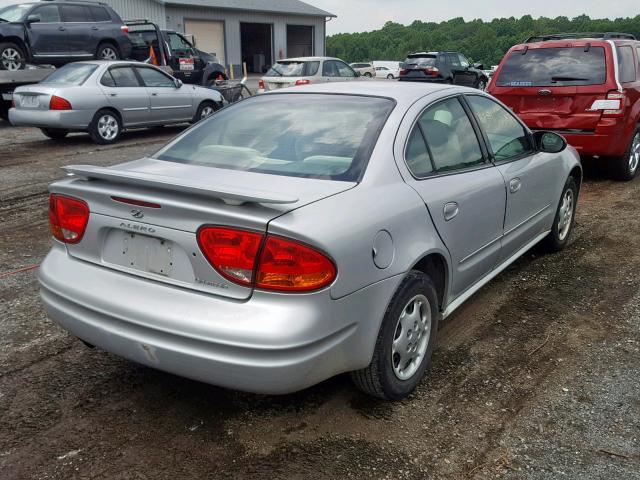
[488,33,640,180]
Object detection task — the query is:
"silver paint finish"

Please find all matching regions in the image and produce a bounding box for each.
[392,294,431,380]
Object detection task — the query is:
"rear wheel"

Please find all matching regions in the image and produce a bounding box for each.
[541,176,578,252]
[89,109,122,145]
[387,74,394,80]
[350,271,439,400]
[40,128,69,140]
[96,43,120,61]
[0,42,25,71]
[610,127,640,181]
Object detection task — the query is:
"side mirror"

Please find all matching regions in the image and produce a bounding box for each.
[473,62,484,70]
[534,131,567,153]
[26,15,41,24]
[174,78,183,88]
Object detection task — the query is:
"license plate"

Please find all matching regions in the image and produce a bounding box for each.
[20,95,39,108]
[1,93,12,101]
[119,232,173,277]
[179,58,195,71]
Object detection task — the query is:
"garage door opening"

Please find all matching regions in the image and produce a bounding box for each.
[240,23,272,73]
[287,25,314,58]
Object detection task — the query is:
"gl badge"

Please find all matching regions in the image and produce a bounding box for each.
[130,209,144,219]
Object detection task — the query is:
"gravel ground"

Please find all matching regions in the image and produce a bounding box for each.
[0,122,639,480]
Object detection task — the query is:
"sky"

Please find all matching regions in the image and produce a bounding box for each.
[0,0,638,34]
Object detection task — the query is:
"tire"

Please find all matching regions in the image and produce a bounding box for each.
[350,271,440,400]
[89,109,122,145]
[387,74,394,80]
[541,176,578,252]
[192,101,217,123]
[609,127,640,181]
[364,72,372,78]
[444,78,453,85]
[96,42,120,61]
[0,42,26,71]
[40,128,69,140]
[476,77,487,91]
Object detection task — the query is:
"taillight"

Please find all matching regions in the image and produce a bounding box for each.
[49,194,90,244]
[295,79,311,86]
[399,69,408,76]
[256,236,336,292]
[602,91,625,117]
[50,95,72,111]
[258,79,265,89]
[197,226,336,292]
[423,66,439,77]
[120,25,129,34]
[197,227,263,286]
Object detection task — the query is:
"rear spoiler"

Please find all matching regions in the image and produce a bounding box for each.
[62,165,299,206]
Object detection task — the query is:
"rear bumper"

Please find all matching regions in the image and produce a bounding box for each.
[8,108,92,130]
[398,77,444,83]
[38,246,400,394]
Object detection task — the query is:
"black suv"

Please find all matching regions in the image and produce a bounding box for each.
[0,1,132,71]
[399,51,488,90]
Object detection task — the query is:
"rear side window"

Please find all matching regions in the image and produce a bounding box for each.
[89,6,111,22]
[109,67,140,87]
[154,94,395,181]
[31,5,60,23]
[617,46,637,83]
[60,5,91,22]
[496,47,606,87]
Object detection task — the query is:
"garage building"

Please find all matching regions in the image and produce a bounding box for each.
[100,0,336,73]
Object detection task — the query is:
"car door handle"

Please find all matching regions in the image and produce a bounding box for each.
[151,92,158,96]
[443,202,459,221]
[58,27,66,31]
[109,93,117,97]
[91,26,99,31]
[509,178,522,194]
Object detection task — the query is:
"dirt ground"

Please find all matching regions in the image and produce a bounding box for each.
[1,122,639,480]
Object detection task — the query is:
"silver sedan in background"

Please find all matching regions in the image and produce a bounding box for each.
[9,61,223,144]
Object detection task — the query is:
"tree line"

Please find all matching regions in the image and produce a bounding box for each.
[326,15,640,67]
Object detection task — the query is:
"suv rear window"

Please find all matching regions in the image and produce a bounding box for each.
[155,94,395,181]
[404,56,436,67]
[496,46,606,87]
[265,61,320,77]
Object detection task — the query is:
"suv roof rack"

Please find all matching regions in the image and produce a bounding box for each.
[525,32,636,43]
[41,0,108,4]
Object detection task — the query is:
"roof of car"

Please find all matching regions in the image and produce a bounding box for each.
[278,57,340,62]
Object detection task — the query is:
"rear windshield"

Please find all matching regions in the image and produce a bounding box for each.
[404,56,436,67]
[265,61,320,77]
[496,46,606,87]
[154,94,395,181]
[41,64,98,85]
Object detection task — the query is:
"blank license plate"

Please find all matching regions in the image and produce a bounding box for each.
[20,96,39,108]
[120,232,173,277]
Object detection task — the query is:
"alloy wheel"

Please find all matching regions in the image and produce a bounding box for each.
[391,294,432,380]
[100,47,117,60]
[200,105,214,119]
[629,132,640,176]
[558,188,574,241]
[1,48,22,71]
[97,114,118,140]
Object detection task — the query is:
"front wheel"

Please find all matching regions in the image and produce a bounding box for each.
[40,128,69,140]
[541,176,578,252]
[364,72,372,78]
[0,42,26,71]
[192,101,217,123]
[89,109,122,145]
[350,271,440,400]
[610,127,640,181]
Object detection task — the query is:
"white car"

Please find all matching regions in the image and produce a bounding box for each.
[375,66,400,79]
[258,57,360,93]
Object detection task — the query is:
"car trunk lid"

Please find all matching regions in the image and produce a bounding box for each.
[51,158,356,300]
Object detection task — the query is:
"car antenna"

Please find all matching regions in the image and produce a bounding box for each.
[521,46,529,55]
[584,42,591,52]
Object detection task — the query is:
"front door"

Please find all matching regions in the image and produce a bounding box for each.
[135,66,194,123]
[401,96,507,299]
[322,59,358,83]
[100,66,150,126]
[464,94,558,261]
[449,53,477,87]
[164,32,206,84]
[28,4,67,57]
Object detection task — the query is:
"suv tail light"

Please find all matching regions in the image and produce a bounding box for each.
[423,66,439,77]
[295,79,311,86]
[399,69,408,76]
[49,194,90,244]
[197,226,336,292]
[50,95,72,111]
[258,79,265,90]
[121,25,130,34]
[602,91,625,117]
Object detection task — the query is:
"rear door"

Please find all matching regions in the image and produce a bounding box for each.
[28,4,67,57]
[59,4,94,57]
[490,44,613,132]
[465,94,559,261]
[400,95,507,299]
[100,66,150,125]
[135,66,193,122]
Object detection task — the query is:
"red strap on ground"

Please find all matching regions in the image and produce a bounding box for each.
[0,264,40,279]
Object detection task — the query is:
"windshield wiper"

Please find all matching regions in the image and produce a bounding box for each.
[551,76,590,82]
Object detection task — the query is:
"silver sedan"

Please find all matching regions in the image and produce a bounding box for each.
[9,61,223,144]
[38,82,581,400]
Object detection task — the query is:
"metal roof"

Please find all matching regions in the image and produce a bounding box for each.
[158,0,336,17]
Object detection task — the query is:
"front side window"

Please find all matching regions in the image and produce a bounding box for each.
[458,54,470,68]
[30,5,60,23]
[60,5,91,23]
[154,94,395,181]
[408,97,484,174]
[466,95,531,162]
[136,67,175,87]
[496,46,606,87]
[618,46,637,83]
[449,54,462,68]
[322,60,341,77]
[336,61,356,77]
[41,63,97,85]
[108,67,141,87]
[167,33,195,54]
